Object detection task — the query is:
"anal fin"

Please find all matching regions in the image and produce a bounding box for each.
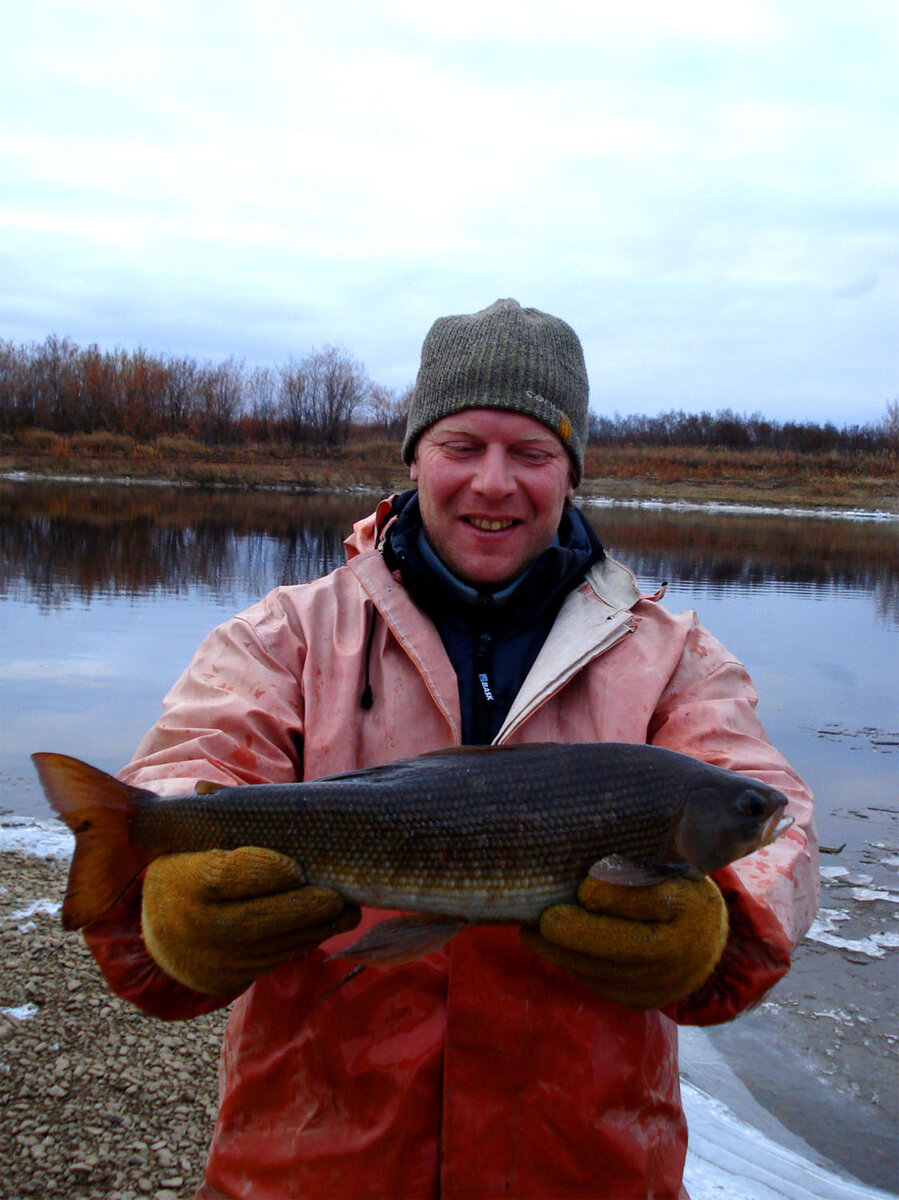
[589,854,690,887]
[328,915,467,966]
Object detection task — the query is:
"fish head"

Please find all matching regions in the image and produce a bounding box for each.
[675,775,793,876]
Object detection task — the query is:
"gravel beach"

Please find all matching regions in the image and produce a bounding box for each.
[1,852,226,1200]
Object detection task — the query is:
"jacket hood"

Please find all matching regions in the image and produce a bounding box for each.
[343,496,396,560]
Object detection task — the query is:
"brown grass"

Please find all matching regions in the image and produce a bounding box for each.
[2,430,896,513]
[579,444,896,511]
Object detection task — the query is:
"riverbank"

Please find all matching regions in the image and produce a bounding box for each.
[2,430,896,514]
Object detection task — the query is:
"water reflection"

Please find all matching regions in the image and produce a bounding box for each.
[1,479,896,831]
[2,480,897,619]
[579,501,898,622]
[0,481,374,609]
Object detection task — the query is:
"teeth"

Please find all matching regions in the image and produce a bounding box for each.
[469,518,514,531]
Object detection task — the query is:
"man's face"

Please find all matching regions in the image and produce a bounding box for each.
[410,409,574,588]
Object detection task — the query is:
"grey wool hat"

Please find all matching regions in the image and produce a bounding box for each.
[402,298,590,484]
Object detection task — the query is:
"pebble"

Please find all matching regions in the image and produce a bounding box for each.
[0,851,227,1199]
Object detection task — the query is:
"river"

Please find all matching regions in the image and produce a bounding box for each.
[1,477,897,1189]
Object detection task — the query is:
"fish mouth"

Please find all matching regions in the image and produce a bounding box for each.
[760,812,794,846]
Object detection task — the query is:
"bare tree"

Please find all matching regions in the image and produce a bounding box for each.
[197,358,244,444]
[0,340,25,430]
[884,397,899,452]
[368,382,413,439]
[119,348,171,439]
[35,335,82,431]
[244,366,278,441]
[305,344,369,449]
[78,344,120,433]
[278,359,311,446]
[161,356,201,435]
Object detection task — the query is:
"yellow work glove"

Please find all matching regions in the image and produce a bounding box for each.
[521,874,728,1009]
[141,847,360,995]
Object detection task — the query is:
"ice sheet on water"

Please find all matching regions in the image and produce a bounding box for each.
[682,1082,896,1200]
[806,907,899,957]
[580,497,899,523]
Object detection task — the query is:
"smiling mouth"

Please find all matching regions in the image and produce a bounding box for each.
[465,517,518,532]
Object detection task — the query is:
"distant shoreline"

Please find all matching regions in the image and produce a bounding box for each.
[2,434,897,518]
[4,467,897,524]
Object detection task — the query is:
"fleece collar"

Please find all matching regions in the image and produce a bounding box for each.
[382,490,605,630]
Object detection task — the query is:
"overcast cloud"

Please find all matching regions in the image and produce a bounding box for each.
[1,0,897,425]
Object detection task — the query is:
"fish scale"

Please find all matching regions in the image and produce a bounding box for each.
[32,741,791,935]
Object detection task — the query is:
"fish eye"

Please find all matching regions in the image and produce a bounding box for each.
[738,790,767,819]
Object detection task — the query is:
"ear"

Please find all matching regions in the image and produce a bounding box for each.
[409,459,419,482]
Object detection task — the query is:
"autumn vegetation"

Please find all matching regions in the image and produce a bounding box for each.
[1,334,896,510]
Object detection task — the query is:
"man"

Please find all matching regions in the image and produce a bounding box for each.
[84,299,818,1199]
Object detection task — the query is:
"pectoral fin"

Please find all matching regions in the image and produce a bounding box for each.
[329,915,467,966]
[588,854,691,887]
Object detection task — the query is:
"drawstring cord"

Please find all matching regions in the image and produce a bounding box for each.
[360,605,377,709]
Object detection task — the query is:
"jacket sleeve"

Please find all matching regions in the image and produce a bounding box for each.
[647,614,819,1026]
[82,589,313,1020]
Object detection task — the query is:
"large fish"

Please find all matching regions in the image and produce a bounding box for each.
[32,742,791,961]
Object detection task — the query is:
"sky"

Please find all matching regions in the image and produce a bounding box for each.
[1,0,897,427]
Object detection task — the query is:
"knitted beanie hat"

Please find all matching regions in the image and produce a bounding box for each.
[402,298,590,484]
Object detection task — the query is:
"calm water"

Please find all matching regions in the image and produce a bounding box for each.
[1,479,896,844]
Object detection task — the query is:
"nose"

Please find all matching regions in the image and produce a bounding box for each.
[471,444,515,498]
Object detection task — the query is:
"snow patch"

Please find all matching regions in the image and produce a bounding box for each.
[11,897,62,924]
[0,1003,39,1022]
[580,496,898,523]
[0,817,74,860]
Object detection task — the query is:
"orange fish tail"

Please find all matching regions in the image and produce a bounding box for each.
[31,753,154,930]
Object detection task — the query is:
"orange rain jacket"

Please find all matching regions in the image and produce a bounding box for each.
[84,499,819,1200]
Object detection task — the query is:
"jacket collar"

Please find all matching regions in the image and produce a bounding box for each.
[492,557,643,743]
[346,497,653,743]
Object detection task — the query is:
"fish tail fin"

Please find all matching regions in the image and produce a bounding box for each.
[31,752,154,931]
